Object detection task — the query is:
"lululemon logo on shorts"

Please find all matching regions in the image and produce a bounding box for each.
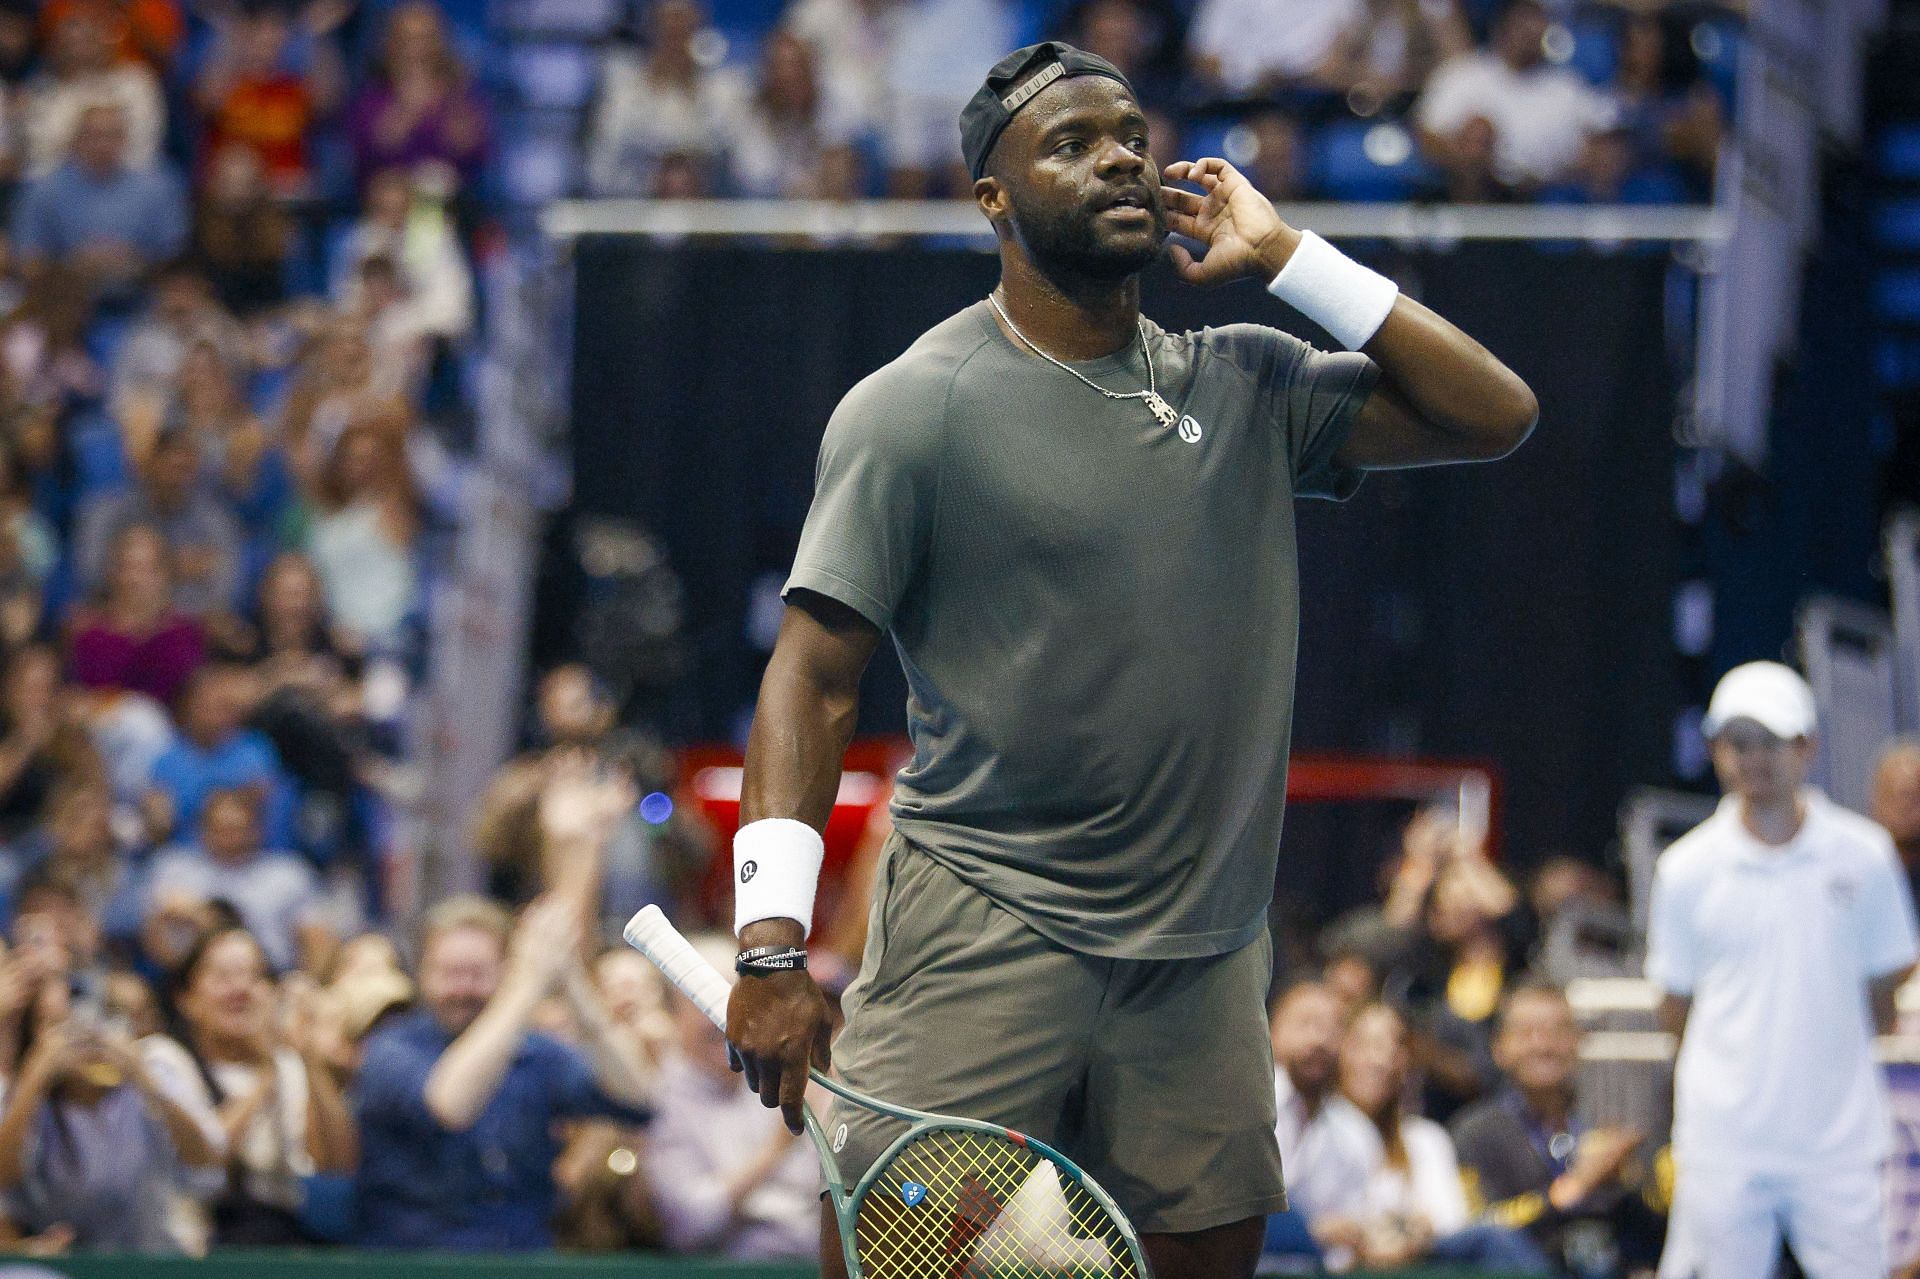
[832,1123,849,1153]
[1178,415,1202,443]
[740,860,757,884]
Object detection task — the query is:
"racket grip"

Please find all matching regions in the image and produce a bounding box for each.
[623,905,734,1031]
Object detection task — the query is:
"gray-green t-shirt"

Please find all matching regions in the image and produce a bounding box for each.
[785,301,1378,959]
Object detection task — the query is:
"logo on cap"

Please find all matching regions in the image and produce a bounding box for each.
[1001,60,1065,112]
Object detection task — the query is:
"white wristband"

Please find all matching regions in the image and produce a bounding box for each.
[732,818,825,938]
[1265,230,1399,351]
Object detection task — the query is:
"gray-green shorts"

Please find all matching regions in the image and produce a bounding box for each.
[827,834,1286,1235]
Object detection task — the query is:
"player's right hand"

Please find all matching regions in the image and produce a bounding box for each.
[727,937,833,1135]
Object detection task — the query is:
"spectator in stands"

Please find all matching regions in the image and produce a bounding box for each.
[75,427,244,618]
[1647,662,1918,1279]
[144,788,330,974]
[193,144,301,317]
[0,0,37,91]
[11,102,187,299]
[143,663,294,849]
[304,419,418,650]
[192,0,344,201]
[1325,809,1518,1115]
[219,552,366,861]
[1449,983,1657,1272]
[0,961,224,1253]
[13,777,143,954]
[38,0,185,74]
[1872,738,1920,929]
[585,0,747,199]
[1065,0,1183,111]
[875,0,1013,196]
[0,646,101,844]
[1320,0,1468,107]
[330,167,473,344]
[20,11,164,178]
[1265,980,1375,1267]
[169,339,291,540]
[111,263,248,415]
[1416,0,1618,196]
[351,893,651,1250]
[278,318,408,489]
[782,0,900,156]
[646,931,817,1260]
[728,33,861,200]
[1336,1001,1548,1267]
[593,947,674,1081]
[1613,13,1721,198]
[1188,0,1362,96]
[1241,111,1304,201]
[0,443,56,649]
[66,522,206,707]
[145,925,356,1243]
[345,1,490,201]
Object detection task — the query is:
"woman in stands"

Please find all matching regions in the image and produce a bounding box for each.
[1336,1001,1548,1268]
[147,925,357,1245]
[0,949,223,1252]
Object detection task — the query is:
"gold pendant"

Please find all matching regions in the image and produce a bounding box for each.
[1144,392,1178,429]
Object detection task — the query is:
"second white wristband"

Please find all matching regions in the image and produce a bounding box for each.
[732,817,825,938]
[1266,230,1399,352]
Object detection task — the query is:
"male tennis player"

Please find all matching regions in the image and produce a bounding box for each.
[724,41,1538,1279]
[1647,661,1918,1279]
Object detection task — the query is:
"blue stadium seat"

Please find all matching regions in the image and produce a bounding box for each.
[499,42,600,110]
[1688,13,1743,110]
[488,0,625,39]
[707,0,785,41]
[1877,269,1920,323]
[67,413,129,501]
[1882,125,1920,182]
[1879,336,1920,389]
[1179,118,1239,168]
[496,109,583,205]
[1560,12,1620,87]
[1875,199,1920,250]
[1308,120,1432,202]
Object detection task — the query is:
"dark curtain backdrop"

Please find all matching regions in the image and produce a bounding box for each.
[559,240,1681,906]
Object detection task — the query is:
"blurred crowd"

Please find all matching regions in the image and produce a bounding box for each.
[573,0,1734,205]
[1,633,1918,1273]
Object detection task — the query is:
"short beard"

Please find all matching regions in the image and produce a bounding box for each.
[1006,183,1167,284]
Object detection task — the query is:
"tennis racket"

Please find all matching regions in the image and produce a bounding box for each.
[624,905,1153,1279]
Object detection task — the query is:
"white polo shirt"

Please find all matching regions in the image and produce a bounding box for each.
[1646,790,1919,1172]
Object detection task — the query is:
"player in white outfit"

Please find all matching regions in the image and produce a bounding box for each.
[1647,661,1919,1279]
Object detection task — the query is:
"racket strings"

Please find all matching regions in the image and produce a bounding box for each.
[854,1127,1140,1278]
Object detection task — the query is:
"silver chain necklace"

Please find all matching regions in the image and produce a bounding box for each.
[987,292,1179,429]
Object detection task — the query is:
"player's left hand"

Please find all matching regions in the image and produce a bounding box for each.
[1161,158,1303,286]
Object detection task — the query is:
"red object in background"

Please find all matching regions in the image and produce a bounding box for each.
[682,738,1504,926]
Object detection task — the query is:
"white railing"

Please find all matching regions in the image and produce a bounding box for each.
[541,198,1728,246]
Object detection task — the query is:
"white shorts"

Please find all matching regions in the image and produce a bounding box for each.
[1660,1160,1887,1279]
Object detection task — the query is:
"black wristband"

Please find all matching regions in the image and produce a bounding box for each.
[735,945,808,976]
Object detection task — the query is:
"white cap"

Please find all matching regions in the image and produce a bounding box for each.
[1702,661,1818,741]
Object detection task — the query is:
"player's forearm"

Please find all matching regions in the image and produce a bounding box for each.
[1353,295,1537,458]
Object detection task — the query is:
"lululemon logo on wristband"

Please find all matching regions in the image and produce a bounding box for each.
[740,860,758,883]
[1178,415,1202,443]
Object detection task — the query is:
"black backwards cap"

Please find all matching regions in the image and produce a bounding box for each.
[959,41,1136,181]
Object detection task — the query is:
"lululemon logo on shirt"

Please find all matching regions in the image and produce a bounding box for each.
[740,860,757,884]
[1178,414,1203,443]
[831,1123,849,1153]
